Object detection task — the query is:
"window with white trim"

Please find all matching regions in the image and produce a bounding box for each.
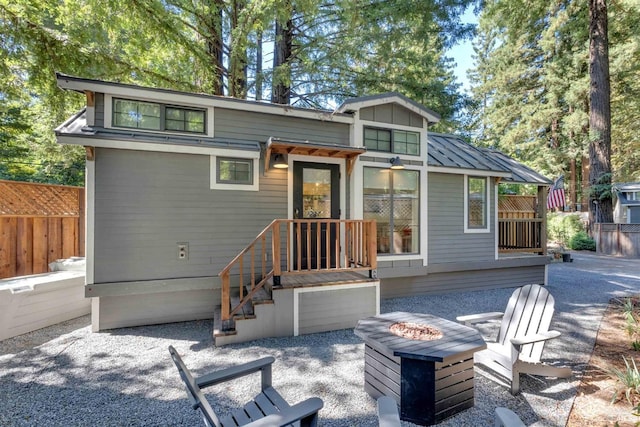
[465,176,489,232]
[210,155,259,191]
[364,127,420,155]
[113,98,205,134]
[217,157,253,185]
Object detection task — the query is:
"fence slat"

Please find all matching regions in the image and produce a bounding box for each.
[16,218,33,276]
[32,218,49,276]
[62,217,77,258]
[47,218,62,265]
[0,218,16,278]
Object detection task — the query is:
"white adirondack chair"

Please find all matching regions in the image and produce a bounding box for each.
[457,284,572,394]
[494,407,526,427]
[377,396,401,427]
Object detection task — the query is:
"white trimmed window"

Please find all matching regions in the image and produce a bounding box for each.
[113,98,206,134]
[210,155,259,191]
[464,175,489,232]
[364,127,420,155]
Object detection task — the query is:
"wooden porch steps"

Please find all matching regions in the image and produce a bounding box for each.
[213,271,376,343]
[213,284,274,339]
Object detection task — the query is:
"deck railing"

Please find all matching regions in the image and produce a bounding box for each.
[498,218,544,253]
[218,219,377,327]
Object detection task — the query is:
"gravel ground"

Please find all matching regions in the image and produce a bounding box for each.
[2,252,640,427]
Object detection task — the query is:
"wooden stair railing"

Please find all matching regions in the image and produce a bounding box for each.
[218,219,377,331]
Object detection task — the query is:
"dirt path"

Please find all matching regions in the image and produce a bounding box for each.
[567,297,640,426]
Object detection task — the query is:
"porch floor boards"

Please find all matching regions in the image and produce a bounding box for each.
[273,271,375,289]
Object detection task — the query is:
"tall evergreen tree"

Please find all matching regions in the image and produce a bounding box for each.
[588,0,613,222]
[467,0,640,206]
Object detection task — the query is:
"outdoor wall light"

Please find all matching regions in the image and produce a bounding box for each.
[389,156,405,170]
[273,153,288,169]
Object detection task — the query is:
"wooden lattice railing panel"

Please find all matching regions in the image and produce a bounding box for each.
[0,180,81,217]
[498,195,537,219]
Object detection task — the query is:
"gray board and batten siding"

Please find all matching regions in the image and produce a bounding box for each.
[214,108,350,144]
[94,93,105,127]
[359,104,424,128]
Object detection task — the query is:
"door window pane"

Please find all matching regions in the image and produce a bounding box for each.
[302,169,331,218]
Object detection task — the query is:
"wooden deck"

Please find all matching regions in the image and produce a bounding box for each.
[273,271,376,288]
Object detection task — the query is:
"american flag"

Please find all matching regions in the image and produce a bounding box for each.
[547,175,566,210]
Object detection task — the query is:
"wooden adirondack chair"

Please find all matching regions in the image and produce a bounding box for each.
[168,346,324,427]
[456,284,572,394]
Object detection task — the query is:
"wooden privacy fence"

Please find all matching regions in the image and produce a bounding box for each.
[594,223,640,258]
[0,180,85,279]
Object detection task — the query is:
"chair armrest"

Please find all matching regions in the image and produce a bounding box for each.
[242,397,324,427]
[495,407,526,427]
[510,330,562,346]
[196,357,275,388]
[456,312,504,325]
[377,396,401,427]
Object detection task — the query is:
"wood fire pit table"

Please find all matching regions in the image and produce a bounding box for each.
[354,312,487,426]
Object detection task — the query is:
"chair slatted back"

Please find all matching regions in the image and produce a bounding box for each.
[169,346,221,427]
[497,285,555,362]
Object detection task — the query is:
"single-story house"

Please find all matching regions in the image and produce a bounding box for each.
[54,74,552,345]
[613,182,640,224]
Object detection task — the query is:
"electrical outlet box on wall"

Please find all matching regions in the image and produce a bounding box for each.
[177,243,189,260]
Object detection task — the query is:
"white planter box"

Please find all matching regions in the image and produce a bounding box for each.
[0,271,89,341]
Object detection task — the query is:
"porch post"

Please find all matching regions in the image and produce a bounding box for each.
[272,221,281,287]
[537,185,547,255]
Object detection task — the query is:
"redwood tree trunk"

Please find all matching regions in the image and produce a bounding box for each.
[272,3,293,105]
[203,0,225,95]
[229,0,248,98]
[588,0,613,224]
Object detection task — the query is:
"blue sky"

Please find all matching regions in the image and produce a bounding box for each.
[448,6,479,92]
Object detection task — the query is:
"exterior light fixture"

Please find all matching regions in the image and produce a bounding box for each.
[273,153,288,169]
[389,156,405,170]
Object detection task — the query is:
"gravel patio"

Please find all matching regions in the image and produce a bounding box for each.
[2,252,640,426]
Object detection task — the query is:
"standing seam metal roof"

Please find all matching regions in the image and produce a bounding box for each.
[426,133,551,185]
[427,133,509,173]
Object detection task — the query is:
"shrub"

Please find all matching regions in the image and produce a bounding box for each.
[548,213,585,247]
[610,357,640,404]
[569,231,596,251]
[624,298,640,350]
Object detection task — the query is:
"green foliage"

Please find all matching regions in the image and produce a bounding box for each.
[623,298,640,350]
[547,213,585,247]
[610,357,640,404]
[0,0,475,184]
[465,0,640,186]
[568,231,596,251]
